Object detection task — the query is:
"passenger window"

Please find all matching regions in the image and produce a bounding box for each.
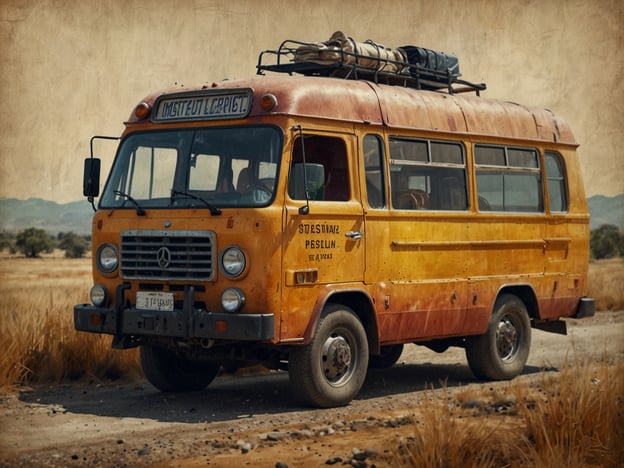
[389,137,468,211]
[431,141,464,165]
[363,135,386,208]
[389,138,427,163]
[475,145,543,212]
[289,135,349,201]
[545,151,568,212]
[189,154,220,190]
[508,148,539,168]
[475,146,505,166]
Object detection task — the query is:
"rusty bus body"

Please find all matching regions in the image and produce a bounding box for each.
[75,73,594,407]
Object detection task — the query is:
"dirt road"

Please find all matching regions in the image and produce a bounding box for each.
[1,311,622,467]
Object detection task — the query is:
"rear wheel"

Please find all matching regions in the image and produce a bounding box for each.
[465,294,531,380]
[288,304,369,407]
[140,345,220,392]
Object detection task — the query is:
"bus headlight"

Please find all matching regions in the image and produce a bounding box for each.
[96,243,119,274]
[221,288,246,313]
[90,284,108,307]
[220,246,246,278]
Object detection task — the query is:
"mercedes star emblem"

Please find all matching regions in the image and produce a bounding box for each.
[156,246,171,269]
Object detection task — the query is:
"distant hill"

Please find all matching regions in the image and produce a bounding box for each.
[587,194,624,230]
[0,194,622,235]
[0,198,93,235]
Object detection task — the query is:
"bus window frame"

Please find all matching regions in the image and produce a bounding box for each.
[287,133,352,203]
[388,136,469,212]
[474,144,544,214]
[544,150,569,214]
[362,134,387,209]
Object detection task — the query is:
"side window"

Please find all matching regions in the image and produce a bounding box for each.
[475,145,543,212]
[545,151,568,213]
[363,135,386,208]
[289,135,349,201]
[389,137,468,211]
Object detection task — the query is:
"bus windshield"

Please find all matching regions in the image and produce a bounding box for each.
[99,126,282,210]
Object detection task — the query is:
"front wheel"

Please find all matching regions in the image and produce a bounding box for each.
[140,345,220,392]
[465,294,531,380]
[288,304,369,408]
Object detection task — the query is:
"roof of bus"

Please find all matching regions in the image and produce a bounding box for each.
[133,75,576,145]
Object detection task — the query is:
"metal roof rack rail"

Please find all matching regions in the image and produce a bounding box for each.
[256,36,486,96]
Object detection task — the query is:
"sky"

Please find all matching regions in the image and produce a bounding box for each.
[1,0,622,203]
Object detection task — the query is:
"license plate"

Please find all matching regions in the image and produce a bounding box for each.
[136,291,174,312]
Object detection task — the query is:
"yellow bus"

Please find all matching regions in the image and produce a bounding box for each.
[75,37,594,407]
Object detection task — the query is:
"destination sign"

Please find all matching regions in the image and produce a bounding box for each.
[153,89,253,122]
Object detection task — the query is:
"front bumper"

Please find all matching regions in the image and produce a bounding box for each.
[74,284,274,343]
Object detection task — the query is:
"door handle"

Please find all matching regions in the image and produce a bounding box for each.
[345,230,363,240]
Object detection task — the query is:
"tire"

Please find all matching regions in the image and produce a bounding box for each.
[140,345,220,392]
[288,304,369,408]
[369,344,404,369]
[465,294,531,380]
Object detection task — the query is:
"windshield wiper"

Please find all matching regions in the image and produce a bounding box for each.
[113,190,146,216]
[171,189,222,216]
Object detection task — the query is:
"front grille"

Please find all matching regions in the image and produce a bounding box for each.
[121,230,215,281]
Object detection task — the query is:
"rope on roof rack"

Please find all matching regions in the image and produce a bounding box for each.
[256,31,486,95]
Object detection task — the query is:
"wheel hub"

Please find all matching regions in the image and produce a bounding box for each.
[322,335,352,380]
[497,317,518,361]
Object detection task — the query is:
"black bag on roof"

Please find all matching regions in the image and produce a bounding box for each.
[400,46,461,79]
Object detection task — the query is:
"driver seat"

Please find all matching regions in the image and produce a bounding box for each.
[236,168,256,194]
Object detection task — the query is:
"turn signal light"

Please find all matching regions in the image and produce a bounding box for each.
[260,93,278,112]
[133,102,151,120]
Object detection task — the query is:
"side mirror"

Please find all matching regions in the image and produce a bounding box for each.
[83,158,101,197]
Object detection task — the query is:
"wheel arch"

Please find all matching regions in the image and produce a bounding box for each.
[302,288,380,354]
[496,284,540,320]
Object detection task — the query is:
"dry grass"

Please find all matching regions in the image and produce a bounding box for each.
[520,356,624,467]
[390,390,519,467]
[0,253,140,388]
[390,358,624,467]
[588,257,624,311]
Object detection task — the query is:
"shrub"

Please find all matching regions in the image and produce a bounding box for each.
[15,228,54,258]
[58,232,90,258]
[590,224,622,259]
[0,231,15,252]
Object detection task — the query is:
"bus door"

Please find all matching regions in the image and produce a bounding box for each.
[280,133,365,340]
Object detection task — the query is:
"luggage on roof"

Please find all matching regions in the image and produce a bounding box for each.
[293,31,406,73]
[400,46,460,79]
[257,31,485,95]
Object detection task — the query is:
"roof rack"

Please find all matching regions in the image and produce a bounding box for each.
[257,36,486,96]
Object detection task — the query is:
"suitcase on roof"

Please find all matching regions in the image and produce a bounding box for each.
[400,46,461,79]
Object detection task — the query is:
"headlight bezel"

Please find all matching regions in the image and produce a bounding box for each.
[96,243,119,274]
[219,245,247,279]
